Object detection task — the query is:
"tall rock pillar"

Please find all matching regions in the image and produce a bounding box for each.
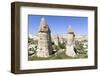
[66,25,76,57]
[36,17,53,57]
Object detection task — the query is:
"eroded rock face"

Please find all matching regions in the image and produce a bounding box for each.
[66,44,76,57]
[36,17,53,57]
[36,48,49,57]
[66,25,76,57]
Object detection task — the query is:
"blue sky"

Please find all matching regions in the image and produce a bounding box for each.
[28,15,88,36]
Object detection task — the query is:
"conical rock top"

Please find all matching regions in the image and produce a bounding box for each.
[67,25,74,33]
[39,17,51,33]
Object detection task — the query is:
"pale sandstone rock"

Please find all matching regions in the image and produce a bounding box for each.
[66,25,76,57]
[36,17,53,57]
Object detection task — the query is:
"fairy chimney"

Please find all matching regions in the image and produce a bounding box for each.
[36,17,53,57]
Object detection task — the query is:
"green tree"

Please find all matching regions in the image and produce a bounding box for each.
[58,42,66,49]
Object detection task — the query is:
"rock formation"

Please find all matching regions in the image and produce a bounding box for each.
[36,17,53,57]
[66,25,76,57]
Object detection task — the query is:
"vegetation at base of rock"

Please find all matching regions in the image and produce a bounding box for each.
[58,42,66,49]
[28,50,88,61]
[28,37,88,61]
